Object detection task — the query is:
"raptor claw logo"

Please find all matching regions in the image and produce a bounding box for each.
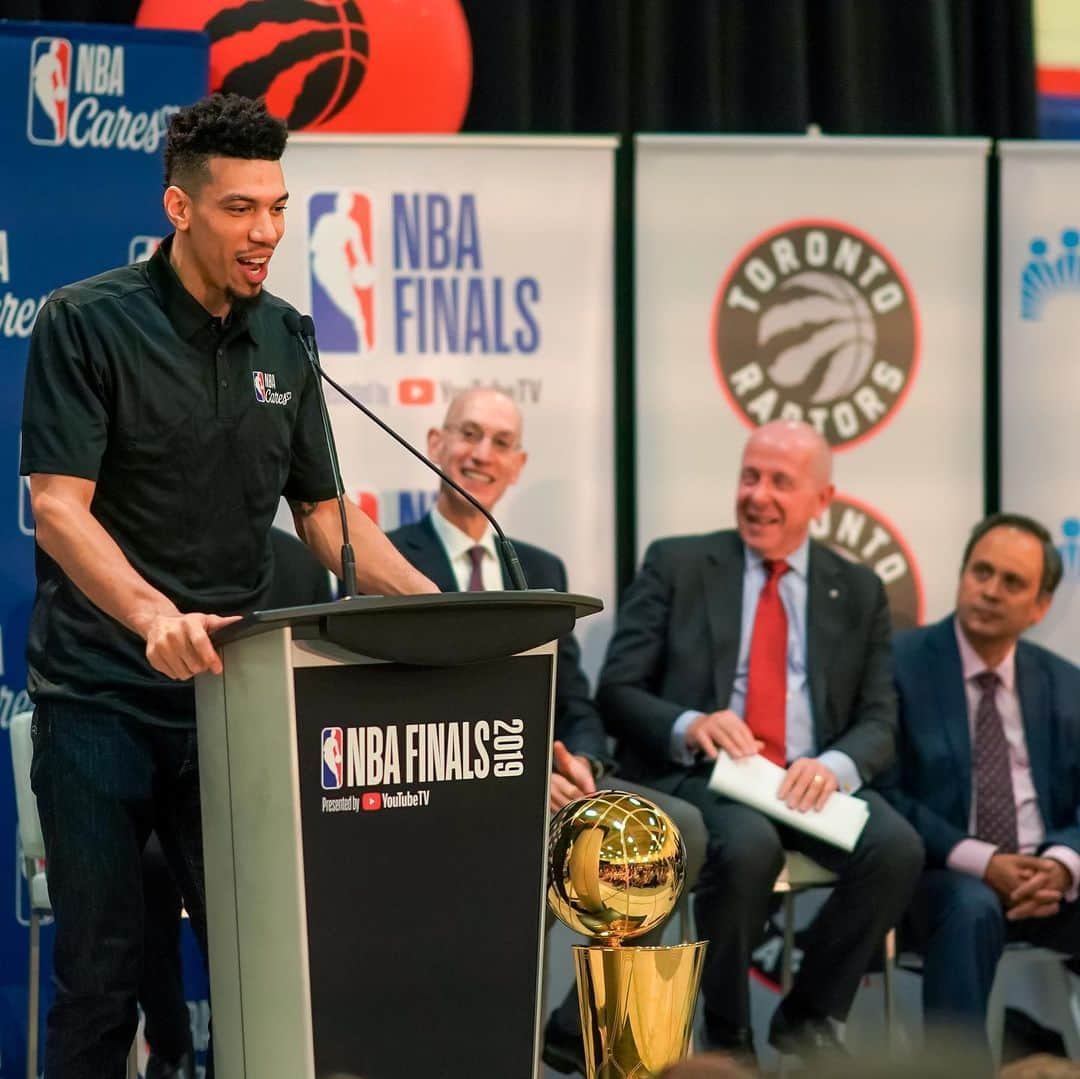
[712,220,920,450]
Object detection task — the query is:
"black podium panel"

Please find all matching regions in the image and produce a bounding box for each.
[294,656,554,1079]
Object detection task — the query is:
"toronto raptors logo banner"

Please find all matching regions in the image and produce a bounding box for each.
[0,23,208,1076]
[713,221,918,450]
[635,135,988,628]
[266,135,617,672]
[999,142,1080,665]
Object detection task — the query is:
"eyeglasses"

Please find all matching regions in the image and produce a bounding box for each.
[444,422,520,454]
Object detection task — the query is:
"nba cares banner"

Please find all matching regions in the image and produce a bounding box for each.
[0,21,207,1076]
[1000,142,1080,664]
[635,136,988,629]
[267,135,616,671]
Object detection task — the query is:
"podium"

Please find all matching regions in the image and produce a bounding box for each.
[194,591,601,1079]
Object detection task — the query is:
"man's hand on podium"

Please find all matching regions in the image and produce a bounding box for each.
[549,740,597,813]
[141,611,243,681]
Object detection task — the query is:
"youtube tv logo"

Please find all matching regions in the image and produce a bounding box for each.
[362,792,383,811]
[398,377,435,406]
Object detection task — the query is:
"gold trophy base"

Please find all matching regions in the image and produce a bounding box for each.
[572,941,707,1079]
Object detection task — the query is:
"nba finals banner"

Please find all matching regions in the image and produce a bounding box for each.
[635,136,988,630]
[267,135,617,670]
[0,22,206,1077]
[1000,142,1080,664]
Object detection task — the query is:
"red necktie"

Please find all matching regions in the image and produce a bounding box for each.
[466,546,486,591]
[744,559,791,766]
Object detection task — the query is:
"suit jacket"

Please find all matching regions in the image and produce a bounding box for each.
[883,615,1080,867]
[595,529,897,790]
[387,514,612,767]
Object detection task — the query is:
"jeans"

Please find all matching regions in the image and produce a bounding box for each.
[31,700,209,1079]
[140,832,194,1067]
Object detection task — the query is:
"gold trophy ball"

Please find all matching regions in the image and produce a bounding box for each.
[547,790,687,943]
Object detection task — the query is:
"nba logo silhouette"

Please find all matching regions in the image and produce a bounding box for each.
[252,371,267,403]
[321,727,343,790]
[129,236,161,264]
[28,37,72,146]
[309,191,375,354]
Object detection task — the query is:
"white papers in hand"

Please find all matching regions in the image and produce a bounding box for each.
[706,751,869,852]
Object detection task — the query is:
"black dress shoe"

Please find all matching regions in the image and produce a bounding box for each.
[767,1006,849,1064]
[145,1050,196,1079]
[542,1015,586,1075]
[701,1015,758,1071]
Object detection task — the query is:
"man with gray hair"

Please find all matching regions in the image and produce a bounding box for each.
[597,420,923,1068]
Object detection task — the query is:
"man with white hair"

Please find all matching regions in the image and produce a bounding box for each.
[597,421,923,1067]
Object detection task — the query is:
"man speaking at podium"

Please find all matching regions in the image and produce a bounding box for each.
[20,94,435,1079]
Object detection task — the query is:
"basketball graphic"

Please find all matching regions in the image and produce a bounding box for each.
[135,0,472,133]
[712,220,920,450]
[762,273,875,402]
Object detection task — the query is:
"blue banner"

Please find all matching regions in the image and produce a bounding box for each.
[0,22,206,1077]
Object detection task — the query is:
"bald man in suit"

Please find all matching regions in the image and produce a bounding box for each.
[387,388,706,1075]
[597,421,923,1067]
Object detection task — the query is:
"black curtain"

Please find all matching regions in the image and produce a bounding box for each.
[1,0,1036,138]
[2,0,140,21]
[459,0,1036,138]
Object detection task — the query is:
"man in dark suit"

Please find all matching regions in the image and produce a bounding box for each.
[387,387,707,1075]
[885,513,1080,1057]
[597,420,923,1066]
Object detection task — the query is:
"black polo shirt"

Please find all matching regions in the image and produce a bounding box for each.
[20,236,337,725]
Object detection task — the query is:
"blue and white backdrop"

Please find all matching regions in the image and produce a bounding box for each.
[0,22,206,1077]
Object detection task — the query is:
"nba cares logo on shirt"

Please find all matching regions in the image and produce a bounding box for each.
[252,371,292,406]
[322,727,343,790]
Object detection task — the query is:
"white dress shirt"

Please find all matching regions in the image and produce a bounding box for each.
[429,505,502,591]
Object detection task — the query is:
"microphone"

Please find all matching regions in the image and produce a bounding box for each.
[283,312,529,590]
[283,310,358,596]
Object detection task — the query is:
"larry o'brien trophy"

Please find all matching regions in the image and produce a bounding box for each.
[547,791,707,1078]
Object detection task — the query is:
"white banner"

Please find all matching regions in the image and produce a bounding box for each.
[1000,142,1080,662]
[268,135,616,674]
[635,136,988,629]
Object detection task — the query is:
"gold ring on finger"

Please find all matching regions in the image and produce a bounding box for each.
[811,775,825,785]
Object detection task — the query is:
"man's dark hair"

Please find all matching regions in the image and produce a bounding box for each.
[164,94,288,190]
[960,512,1063,596]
